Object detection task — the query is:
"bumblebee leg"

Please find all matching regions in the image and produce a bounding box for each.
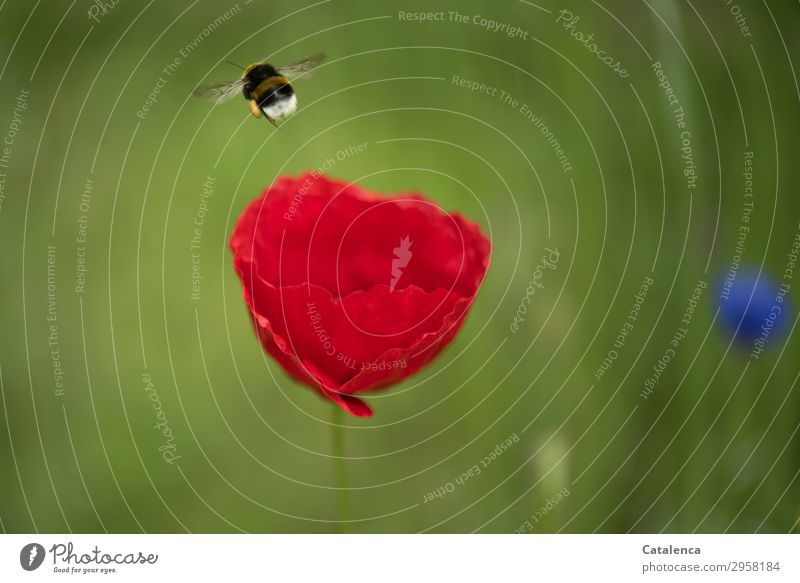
[265,115,279,129]
[248,99,262,118]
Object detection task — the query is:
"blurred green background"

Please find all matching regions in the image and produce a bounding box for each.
[0,0,798,533]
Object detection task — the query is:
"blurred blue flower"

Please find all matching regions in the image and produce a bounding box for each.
[717,267,790,345]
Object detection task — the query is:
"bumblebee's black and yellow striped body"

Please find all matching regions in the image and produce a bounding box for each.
[192,53,324,128]
[241,62,297,124]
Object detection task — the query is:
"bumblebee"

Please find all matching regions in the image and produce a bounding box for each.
[193,53,325,126]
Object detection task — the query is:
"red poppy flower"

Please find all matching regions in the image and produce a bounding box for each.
[230,173,491,417]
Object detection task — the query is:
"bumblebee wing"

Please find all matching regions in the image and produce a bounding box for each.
[276,53,325,81]
[192,78,246,104]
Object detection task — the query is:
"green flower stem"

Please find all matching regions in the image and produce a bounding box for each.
[332,406,351,533]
